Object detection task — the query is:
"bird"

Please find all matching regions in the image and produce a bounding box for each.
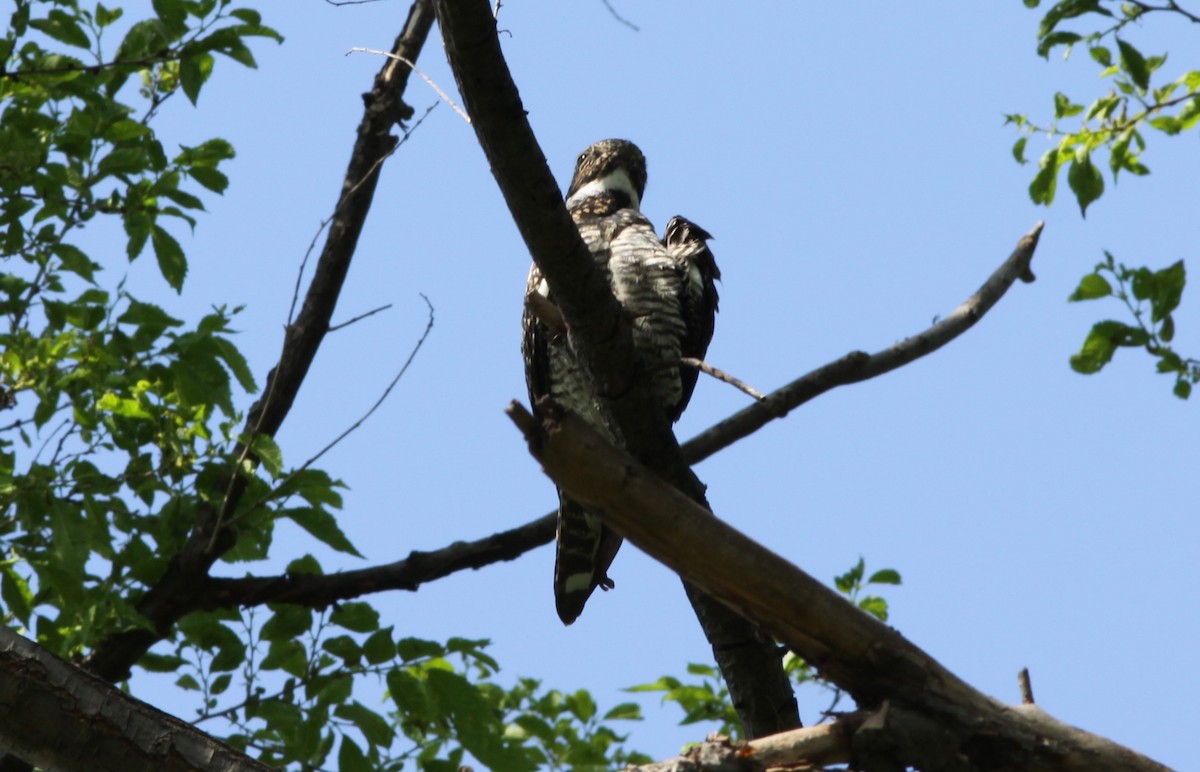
[521,139,720,625]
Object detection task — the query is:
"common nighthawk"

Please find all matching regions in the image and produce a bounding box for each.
[522,139,720,624]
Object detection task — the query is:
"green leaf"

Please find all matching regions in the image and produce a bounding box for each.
[867,568,902,585]
[834,557,865,594]
[138,652,188,672]
[1070,320,1132,374]
[249,433,283,477]
[213,336,256,392]
[1066,151,1104,216]
[261,605,312,642]
[1039,31,1082,59]
[330,602,379,633]
[1160,315,1175,343]
[1038,0,1111,40]
[175,674,201,691]
[178,50,214,105]
[210,673,232,695]
[150,225,187,291]
[1116,38,1149,90]
[1149,260,1185,323]
[287,554,323,575]
[1068,273,1113,301]
[188,166,228,193]
[322,635,362,665]
[261,638,307,676]
[1054,92,1084,119]
[1149,116,1182,135]
[1,566,35,625]
[252,699,303,729]
[284,508,362,557]
[338,737,371,772]
[51,243,98,282]
[335,701,395,747]
[363,628,396,664]
[96,4,124,27]
[602,702,643,721]
[858,595,889,621]
[1029,147,1060,205]
[567,689,597,722]
[386,668,429,717]
[1011,136,1028,164]
[397,637,444,662]
[30,11,91,48]
[1173,379,1191,399]
[1089,46,1112,67]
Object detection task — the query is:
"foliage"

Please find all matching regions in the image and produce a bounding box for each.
[0,3,693,769]
[1068,253,1197,396]
[165,604,650,772]
[630,559,902,743]
[1,0,303,651]
[1011,0,1197,397]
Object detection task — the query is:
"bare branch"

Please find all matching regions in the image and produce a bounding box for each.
[507,401,1172,771]
[234,296,434,525]
[680,357,767,402]
[683,221,1045,462]
[328,302,394,332]
[624,724,852,771]
[200,512,555,609]
[599,0,640,31]
[346,47,471,123]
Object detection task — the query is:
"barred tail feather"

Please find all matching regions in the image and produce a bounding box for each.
[554,492,620,625]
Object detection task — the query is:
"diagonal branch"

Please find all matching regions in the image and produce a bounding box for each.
[433,0,800,737]
[80,0,436,683]
[684,221,1044,461]
[0,627,274,772]
[507,400,1171,772]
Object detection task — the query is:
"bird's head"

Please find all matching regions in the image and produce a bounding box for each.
[565,139,647,212]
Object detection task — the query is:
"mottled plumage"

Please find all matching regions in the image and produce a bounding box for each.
[522,139,720,625]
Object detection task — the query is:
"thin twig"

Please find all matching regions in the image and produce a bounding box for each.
[680,357,767,401]
[346,47,471,123]
[328,303,393,332]
[1018,668,1035,705]
[212,102,439,553]
[599,0,640,31]
[232,296,435,524]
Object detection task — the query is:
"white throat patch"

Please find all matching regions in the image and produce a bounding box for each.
[566,169,641,211]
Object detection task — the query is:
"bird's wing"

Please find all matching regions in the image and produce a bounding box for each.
[664,215,720,420]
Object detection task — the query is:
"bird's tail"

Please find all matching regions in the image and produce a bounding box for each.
[554,492,621,625]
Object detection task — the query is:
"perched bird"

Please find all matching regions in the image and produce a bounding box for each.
[522,139,720,624]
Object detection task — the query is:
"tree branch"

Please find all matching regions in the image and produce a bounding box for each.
[433,0,800,737]
[80,0,436,684]
[0,627,274,772]
[684,221,1044,461]
[198,513,555,609]
[507,401,1172,772]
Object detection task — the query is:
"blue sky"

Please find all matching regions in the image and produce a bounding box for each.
[123,1,1196,767]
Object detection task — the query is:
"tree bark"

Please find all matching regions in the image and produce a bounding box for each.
[507,399,1173,772]
[0,627,276,772]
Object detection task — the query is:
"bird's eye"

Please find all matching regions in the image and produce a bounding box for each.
[577,152,587,165]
